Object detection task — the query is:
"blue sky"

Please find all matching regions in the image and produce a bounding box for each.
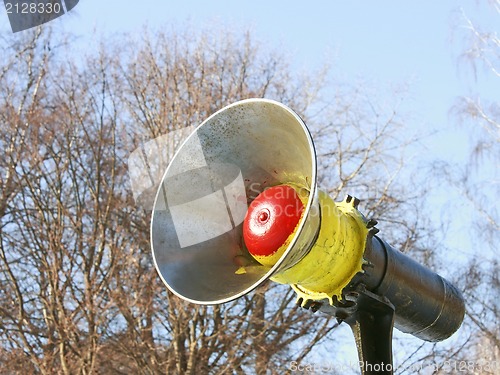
[2,0,493,159]
[1,1,495,150]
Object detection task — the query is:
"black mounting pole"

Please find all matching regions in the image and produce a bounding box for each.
[344,287,395,375]
[310,284,395,375]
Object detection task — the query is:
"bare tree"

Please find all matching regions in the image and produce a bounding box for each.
[0,25,439,374]
[418,2,500,373]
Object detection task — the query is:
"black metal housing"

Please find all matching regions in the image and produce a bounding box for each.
[362,236,465,342]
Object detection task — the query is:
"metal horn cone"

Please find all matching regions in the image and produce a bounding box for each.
[151,99,320,304]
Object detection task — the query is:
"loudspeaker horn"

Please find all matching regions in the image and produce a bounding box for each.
[151,99,320,304]
[151,98,464,345]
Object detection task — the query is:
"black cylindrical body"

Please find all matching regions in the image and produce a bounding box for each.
[362,236,465,342]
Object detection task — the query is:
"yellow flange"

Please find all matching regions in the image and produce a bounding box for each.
[271,191,368,305]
